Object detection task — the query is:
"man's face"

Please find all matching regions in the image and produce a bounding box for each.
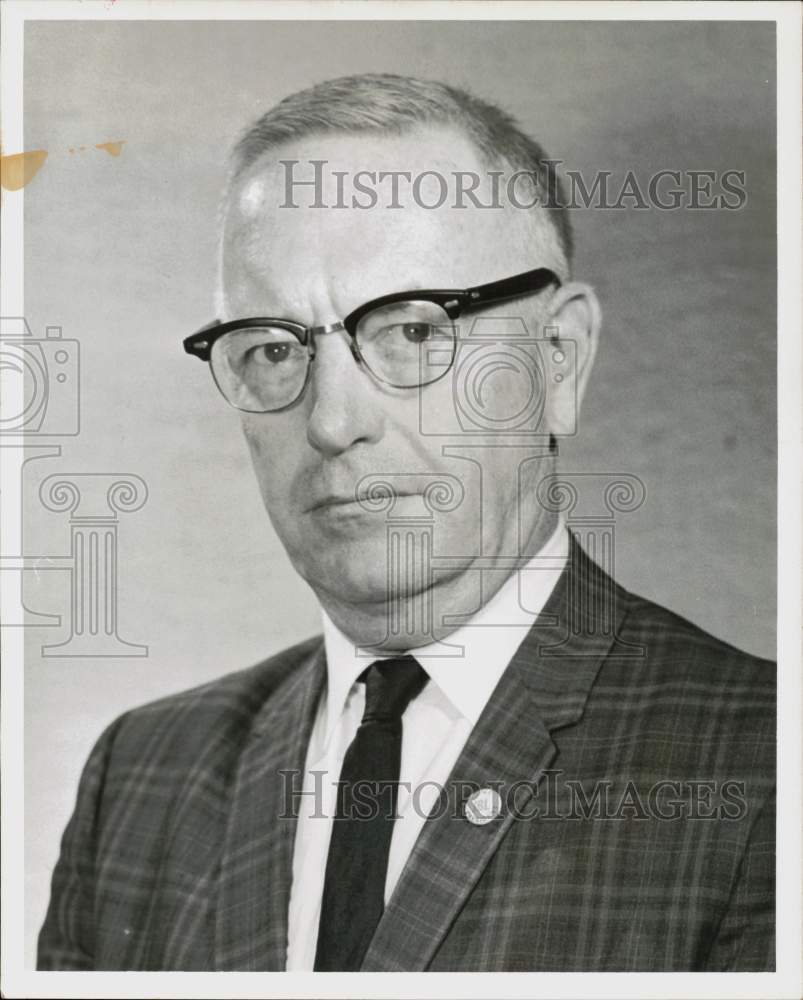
[221,126,581,631]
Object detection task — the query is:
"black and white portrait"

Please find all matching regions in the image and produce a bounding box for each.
[3,4,800,998]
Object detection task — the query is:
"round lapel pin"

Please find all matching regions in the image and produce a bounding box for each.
[464,787,503,825]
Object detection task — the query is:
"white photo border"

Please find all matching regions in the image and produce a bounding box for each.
[2,2,800,998]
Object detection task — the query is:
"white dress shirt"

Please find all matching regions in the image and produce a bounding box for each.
[285,521,569,969]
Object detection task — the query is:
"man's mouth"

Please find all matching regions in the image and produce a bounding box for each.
[308,495,360,511]
[307,491,419,513]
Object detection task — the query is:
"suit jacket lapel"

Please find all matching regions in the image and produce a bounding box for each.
[214,641,325,970]
[361,536,630,971]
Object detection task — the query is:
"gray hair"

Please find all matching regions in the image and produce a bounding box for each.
[227,72,573,265]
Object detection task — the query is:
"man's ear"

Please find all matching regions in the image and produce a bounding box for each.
[542,281,601,438]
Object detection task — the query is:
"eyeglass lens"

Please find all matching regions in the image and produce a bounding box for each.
[210,301,456,412]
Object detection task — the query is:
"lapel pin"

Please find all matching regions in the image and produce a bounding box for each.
[465,787,503,825]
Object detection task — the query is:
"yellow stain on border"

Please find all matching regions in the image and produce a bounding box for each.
[0,150,48,191]
[96,140,125,156]
[1,141,125,190]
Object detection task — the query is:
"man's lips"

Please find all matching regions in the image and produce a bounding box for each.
[306,491,420,513]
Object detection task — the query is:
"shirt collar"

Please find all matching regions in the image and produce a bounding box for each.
[320,518,568,745]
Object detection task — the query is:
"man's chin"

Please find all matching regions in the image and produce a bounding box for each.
[294,539,396,606]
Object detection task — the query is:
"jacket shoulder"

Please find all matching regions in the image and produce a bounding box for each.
[619,588,774,677]
[106,633,323,764]
[605,588,776,749]
[581,587,776,799]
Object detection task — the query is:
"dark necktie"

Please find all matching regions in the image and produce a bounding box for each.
[313,655,428,971]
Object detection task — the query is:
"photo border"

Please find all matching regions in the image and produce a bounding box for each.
[2,2,800,998]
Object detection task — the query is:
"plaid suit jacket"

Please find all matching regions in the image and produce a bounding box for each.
[38,538,775,971]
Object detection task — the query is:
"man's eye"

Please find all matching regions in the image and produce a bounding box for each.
[249,342,293,365]
[400,323,433,344]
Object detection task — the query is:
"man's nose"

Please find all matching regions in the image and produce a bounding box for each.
[305,328,384,456]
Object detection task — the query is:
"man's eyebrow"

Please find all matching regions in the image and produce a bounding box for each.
[367,277,451,301]
[373,299,422,311]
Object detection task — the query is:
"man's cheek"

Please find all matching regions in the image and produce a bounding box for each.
[240,421,266,474]
[242,423,292,492]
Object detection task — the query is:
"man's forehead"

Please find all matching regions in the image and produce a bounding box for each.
[229,124,490,216]
[220,125,563,312]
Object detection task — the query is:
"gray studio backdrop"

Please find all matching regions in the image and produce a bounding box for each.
[22,20,775,965]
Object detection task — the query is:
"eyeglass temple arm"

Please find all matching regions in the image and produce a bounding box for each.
[466,267,560,307]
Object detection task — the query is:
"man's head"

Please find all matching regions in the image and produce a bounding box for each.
[214,74,600,647]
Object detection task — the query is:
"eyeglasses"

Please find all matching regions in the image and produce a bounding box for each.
[183,267,560,413]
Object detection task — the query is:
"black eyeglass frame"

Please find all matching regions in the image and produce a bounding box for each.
[182,266,561,409]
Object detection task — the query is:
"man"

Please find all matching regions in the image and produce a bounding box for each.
[38,74,775,972]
